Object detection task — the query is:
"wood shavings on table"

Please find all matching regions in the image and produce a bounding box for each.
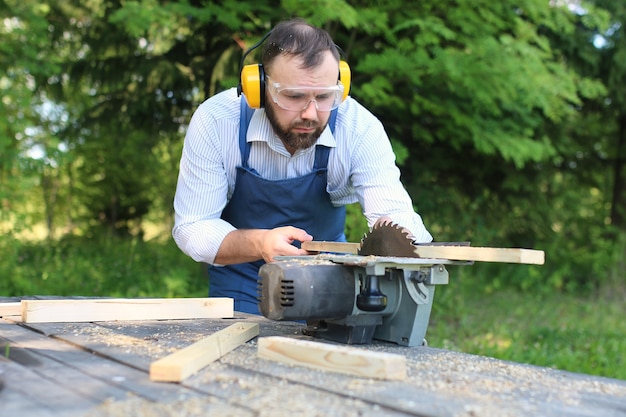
[86,395,255,417]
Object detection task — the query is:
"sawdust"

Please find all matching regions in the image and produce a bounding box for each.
[409,349,626,396]
[275,257,336,266]
[402,350,626,416]
[86,395,255,417]
[85,393,542,417]
[65,325,173,357]
[65,323,209,359]
[219,337,626,417]
[86,374,386,417]
[53,320,626,417]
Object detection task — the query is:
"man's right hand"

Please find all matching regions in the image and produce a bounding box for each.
[214,226,313,265]
[257,226,313,262]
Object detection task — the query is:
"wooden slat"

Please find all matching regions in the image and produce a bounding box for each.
[302,240,360,254]
[257,336,406,381]
[413,245,545,265]
[302,241,545,265]
[0,302,21,317]
[150,322,259,382]
[21,298,234,323]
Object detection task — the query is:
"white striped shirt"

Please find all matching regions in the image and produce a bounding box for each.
[172,88,432,264]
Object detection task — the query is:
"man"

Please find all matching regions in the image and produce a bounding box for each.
[172,18,432,314]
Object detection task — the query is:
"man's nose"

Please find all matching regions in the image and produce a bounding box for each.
[300,100,319,119]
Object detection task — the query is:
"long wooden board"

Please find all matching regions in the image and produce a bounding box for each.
[0,302,21,317]
[257,336,406,381]
[414,245,545,265]
[149,322,259,382]
[21,297,234,323]
[302,241,545,265]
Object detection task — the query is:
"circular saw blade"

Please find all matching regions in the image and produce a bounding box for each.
[358,222,418,257]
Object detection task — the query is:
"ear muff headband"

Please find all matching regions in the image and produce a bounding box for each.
[237,32,351,109]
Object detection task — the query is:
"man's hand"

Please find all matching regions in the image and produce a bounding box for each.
[215,226,312,265]
[258,226,313,262]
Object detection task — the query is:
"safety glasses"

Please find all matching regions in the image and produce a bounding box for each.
[266,76,344,112]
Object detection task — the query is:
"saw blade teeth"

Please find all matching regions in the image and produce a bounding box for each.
[359,221,419,257]
[388,222,414,240]
[392,222,415,240]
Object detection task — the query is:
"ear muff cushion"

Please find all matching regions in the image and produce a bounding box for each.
[339,60,351,102]
[240,64,265,109]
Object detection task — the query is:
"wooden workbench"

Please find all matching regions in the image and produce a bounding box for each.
[1,298,625,417]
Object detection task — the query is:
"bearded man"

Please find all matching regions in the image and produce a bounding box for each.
[172,18,432,313]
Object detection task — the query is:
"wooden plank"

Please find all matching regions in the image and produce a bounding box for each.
[302,241,545,265]
[257,336,406,381]
[21,297,234,323]
[413,245,545,265]
[302,240,360,254]
[149,322,259,382]
[0,302,21,317]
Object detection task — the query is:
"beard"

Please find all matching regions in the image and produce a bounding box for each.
[265,102,326,152]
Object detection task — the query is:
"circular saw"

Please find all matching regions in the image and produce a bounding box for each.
[358,222,418,257]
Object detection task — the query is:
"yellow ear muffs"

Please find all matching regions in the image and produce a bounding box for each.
[239,63,266,109]
[339,60,351,102]
[237,28,350,108]
[239,58,350,109]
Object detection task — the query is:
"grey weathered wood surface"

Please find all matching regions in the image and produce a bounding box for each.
[1,298,626,417]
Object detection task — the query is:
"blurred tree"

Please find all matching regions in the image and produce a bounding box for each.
[572,0,626,233]
[1,0,622,288]
[0,1,64,236]
[344,0,607,240]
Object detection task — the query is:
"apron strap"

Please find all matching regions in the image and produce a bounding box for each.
[314,108,338,169]
[239,97,256,168]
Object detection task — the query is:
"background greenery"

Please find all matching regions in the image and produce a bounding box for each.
[1,0,624,380]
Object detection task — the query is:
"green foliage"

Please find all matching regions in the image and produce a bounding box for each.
[281,0,360,28]
[0,233,205,298]
[344,203,369,242]
[430,278,626,380]
[355,0,605,168]
[0,1,63,227]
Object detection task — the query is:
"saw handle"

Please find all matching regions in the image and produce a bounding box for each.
[356,275,387,312]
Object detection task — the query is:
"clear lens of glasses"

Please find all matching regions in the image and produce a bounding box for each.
[267,77,344,112]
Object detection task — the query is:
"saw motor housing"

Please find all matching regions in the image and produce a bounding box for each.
[257,255,452,347]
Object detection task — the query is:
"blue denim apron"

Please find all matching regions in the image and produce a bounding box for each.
[208,98,346,313]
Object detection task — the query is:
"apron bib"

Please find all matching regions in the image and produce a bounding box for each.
[208,99,345,313]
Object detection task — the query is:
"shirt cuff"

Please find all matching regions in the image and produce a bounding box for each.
[173,218,236,264]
